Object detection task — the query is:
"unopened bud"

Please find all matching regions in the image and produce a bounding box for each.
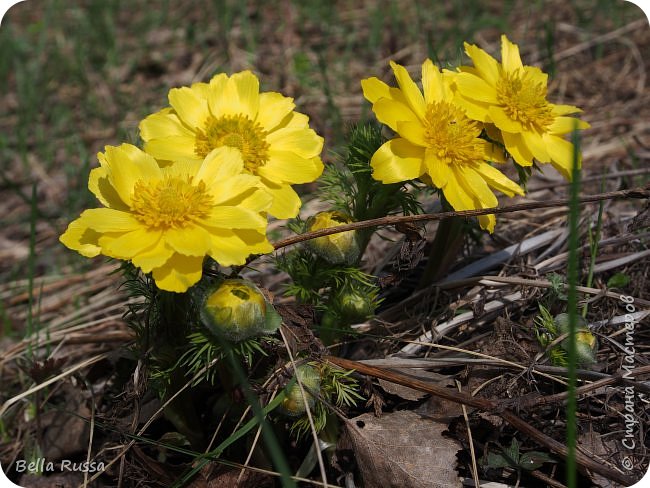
[200,279,281,342]
[307,211,360,265]
[279,364,322,417]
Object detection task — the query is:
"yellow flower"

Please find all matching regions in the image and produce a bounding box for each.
[361,60,524,232]
[60,144,273,293]
[139,71,324,219]
[453,35,590,180]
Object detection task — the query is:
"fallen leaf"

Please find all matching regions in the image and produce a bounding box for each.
[345,410,462,488]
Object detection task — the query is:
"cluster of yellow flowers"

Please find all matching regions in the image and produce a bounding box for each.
[361,35,589,231]
[61,72,324,292]
[60,35,588,292]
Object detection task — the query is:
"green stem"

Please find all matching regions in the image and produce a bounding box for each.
[417,197,466,288]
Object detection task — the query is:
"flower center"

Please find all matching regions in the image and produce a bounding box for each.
[423,101,484,165]
[496,69,555,130]
[130,176,213,229]
[195,114,270,172]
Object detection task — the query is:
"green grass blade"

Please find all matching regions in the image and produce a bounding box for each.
[566,126,582,488]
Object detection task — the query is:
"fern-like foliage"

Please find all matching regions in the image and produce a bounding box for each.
[276,250,375,307]
[288,362,363,439]
[319,123,421,250]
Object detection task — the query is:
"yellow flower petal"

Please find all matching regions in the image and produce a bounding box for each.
[257,92,296,131]
[543,133,580,180]
[453,94,490,122]
[389,61,426,120]
[445,169,496,232]
[207,229,270,266]
[104,228,163,259]
[463,41,499,86]
[548,116,590,135]
[201,207,267,229]
[423,149,450,188]
[396,121,428,147]
[501,34,523,73]
[474,163,524,197]
[522,130,551,162]
[481,140,507,163]
[189,81,210,99]
[59,218,102,257]
[233,229,273,254]
[139,110,194,141]
[552,104,583,116]
[81,208,141,233]
[478,213,496,233]
[458,166,498,208]
[524,66,548,86]
[234,186,273,212]
[206,73,229,117]
[258,151,323,184]
[488,105,524,133]
[455,72,499,103]
[372,97,420,133]
[152,254,204,293]
[196,146,244,187]
[168,86,210,129]
[231,70,260,119]
[164,226,212,256]
[281,111,310,129]
[88,167,129,211]
[502,132,534,166]
[143,136,201,164]
[443,168,475,211]
[370,138,424,183]
[104,145,162,206]
[261,180,302,219]
[212,75,244,117]
[421,59,444,104]
[266,127,323,158]
[208,174,262,206]
[361,77,391,103]
[132,238,174,273]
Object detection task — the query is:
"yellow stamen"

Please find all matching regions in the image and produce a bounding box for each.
[195,114,270,172]
[496,69,555,130]
[423,101,484,165]
[130,176,213,229]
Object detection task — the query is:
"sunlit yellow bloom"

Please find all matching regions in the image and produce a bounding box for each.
[139,71,324,218]
[60,144,273,293]
[453,35,590,179]
[361,60,524,232]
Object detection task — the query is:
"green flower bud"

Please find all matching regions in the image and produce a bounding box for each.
[335,288,375,323]
[200,279,281,342]
[554,313,598,365]
[307,211,360,265]
[279,364,322,417]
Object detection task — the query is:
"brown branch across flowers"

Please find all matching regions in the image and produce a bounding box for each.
[273,186,649,250]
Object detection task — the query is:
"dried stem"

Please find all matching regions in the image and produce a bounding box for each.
[273,187,649,250]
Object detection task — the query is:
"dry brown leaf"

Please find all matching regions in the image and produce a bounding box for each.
[345,410,462,488]
[379,369,451,402]
[578,431,619,488]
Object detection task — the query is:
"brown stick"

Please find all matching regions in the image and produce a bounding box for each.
[518,365,650,409]
[274,187,649,250]
[324,355,635,486]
